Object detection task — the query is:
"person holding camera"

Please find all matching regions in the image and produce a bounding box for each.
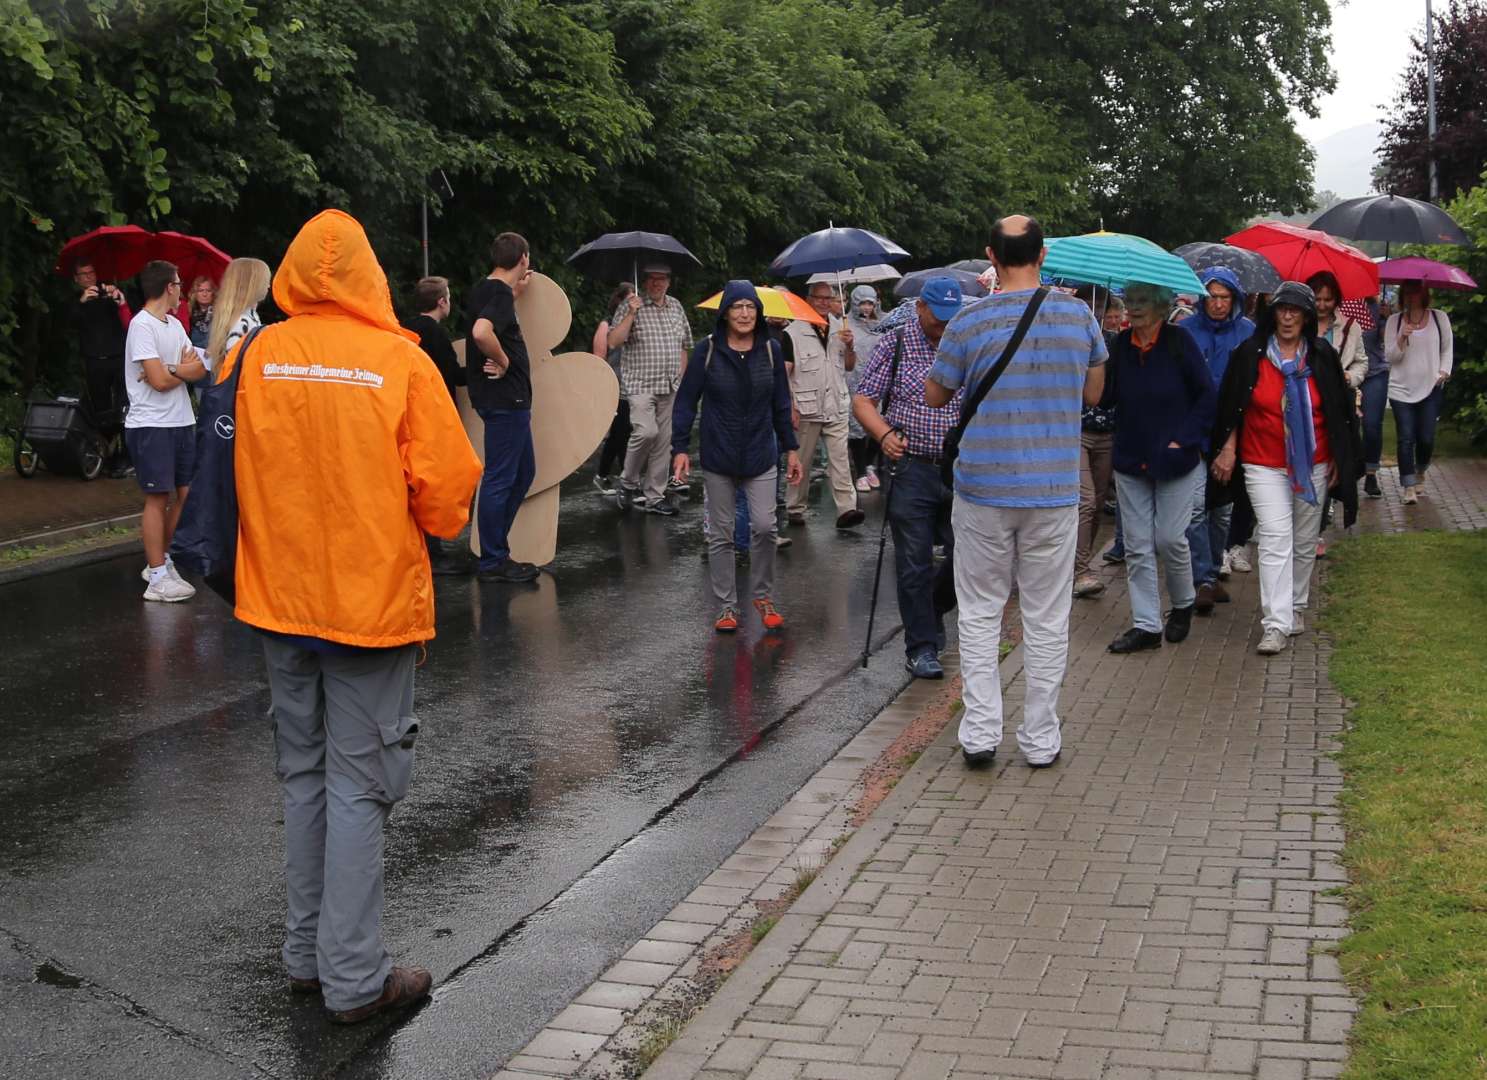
[73,260,133,476]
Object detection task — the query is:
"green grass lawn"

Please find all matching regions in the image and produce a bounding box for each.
[1323,531,1487,1079]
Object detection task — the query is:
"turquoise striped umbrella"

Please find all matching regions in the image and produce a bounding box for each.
[1042,231,1204,294]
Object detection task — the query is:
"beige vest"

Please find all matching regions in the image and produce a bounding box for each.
[784,317,850,420]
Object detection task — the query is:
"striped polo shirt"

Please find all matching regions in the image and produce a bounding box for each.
[929,288,1106,508]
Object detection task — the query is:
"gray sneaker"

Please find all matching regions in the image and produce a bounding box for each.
[1256,627,1287,655]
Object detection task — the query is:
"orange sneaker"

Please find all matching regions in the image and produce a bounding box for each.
[715,608,740,633]
[753,598,785,630]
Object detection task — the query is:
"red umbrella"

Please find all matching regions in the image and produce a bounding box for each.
[53,225,155,281]
[148,231,231,288]
[1225,222,1380,300]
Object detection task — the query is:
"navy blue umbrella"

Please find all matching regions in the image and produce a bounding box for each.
[893,267,988,300]
[767,226,910,279]
[567,231,702,284]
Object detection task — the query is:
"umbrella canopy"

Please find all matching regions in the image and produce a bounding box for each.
[148,231,231,288]
[1042,231,1204,294]
[767,226,909,278]
[947,258,992,275]
[53,224,155,281]
[805,264,901,286]
[697,286,826,325]
[893,267,989,300]
[1174,242,1282,296]
[567,231,702,283]
[1225,222,1380,300]
[1377,256,1478,291]
[1310,194,1470,247]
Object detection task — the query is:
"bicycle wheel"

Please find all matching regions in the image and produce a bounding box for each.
[13,435,38,478]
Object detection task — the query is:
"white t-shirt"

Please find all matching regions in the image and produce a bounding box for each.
[1385,310,1454,405]
[124,310,197,428]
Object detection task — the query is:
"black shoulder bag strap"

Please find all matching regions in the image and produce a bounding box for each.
[940,287,1048,488]
[879,328,906,419]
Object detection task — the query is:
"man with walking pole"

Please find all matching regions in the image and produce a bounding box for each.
[854,277,965,678]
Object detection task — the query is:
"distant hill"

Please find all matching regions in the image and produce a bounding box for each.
[1311,121,1384,197]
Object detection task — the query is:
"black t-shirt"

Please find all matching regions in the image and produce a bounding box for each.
[402,313,464,405]
[464,277,531,411]
[78,296,127,359]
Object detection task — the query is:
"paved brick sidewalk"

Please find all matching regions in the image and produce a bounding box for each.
[645,460,1486,1080]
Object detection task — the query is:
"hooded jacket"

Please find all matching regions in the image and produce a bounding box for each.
[672,280,799,478]
[217,210,481,647]
[1182,266,1254,388]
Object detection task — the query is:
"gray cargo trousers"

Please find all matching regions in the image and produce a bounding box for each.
[261,636,419,1012]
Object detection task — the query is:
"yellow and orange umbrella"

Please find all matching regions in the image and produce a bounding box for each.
[697,285,825,326]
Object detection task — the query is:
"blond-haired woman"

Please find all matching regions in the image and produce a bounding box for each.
[206,258,272,369]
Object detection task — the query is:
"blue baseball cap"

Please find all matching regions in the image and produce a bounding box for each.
[919,276,964,321]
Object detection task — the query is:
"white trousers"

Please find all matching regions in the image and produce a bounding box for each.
[953,497,1078,763]
[1244,463,1328,635]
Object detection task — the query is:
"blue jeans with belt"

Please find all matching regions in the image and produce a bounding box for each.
[886,457,954,658]
[476,407,536,569]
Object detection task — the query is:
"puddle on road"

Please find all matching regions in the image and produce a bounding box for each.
[33,962,84,989]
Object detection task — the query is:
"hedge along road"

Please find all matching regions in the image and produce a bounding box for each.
[0,472,913,1080]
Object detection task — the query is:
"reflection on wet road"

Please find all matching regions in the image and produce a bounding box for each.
[0,475,909,1079]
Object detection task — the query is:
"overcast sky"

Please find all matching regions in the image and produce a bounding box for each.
[1296,0,1423,141]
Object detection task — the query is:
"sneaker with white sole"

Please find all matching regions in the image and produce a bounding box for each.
[854,475,871,492]
[1218,549,1233,578]
[1401,485,1418,505]
[1227,546,1252,573]
[1289,614,1305,636]
[140,559,179,583]
[1256,627,1286,655]
[866,467,881,490]
[143,573,196,602]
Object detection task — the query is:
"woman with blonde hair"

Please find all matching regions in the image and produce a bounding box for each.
[206,258,272,368]
[187,276,217,348]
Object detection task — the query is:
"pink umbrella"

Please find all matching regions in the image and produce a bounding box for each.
[1377,256,1478,292]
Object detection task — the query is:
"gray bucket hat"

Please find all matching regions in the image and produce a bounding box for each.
[1271,280,1316,314]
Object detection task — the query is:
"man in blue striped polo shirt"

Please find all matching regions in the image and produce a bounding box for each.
[926,215,1107,770]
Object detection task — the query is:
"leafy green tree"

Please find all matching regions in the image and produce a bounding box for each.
[1376,0,1487,202]
[898,0,1335,246]
[1411,171,1487,438]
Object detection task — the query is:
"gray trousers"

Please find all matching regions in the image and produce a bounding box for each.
[702,468,778,610]
[622,390,676,505]
[262,636,419,1012]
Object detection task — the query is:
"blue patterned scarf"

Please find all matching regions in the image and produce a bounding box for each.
[1265,335,1318,505]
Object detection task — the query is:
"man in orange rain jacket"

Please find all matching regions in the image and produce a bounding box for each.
[215,209,480,1024]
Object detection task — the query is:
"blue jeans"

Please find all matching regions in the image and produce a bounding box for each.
[1360,371,1389,472]
[1114,465,1201,632]
[476,407,536,569]
[886,458,954,658]
[1185,470,1215,587]
[1391,385,1444,487]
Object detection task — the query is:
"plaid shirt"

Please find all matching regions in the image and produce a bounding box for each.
[855,315,961,459]
[620,294,692,395]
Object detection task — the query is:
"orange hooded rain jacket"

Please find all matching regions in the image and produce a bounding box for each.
[217,210,481,647]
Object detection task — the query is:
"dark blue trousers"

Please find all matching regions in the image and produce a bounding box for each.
[886,458,954,658]
[476,407,536,569]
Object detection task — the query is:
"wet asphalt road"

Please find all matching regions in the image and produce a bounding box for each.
[0,472,913,1079]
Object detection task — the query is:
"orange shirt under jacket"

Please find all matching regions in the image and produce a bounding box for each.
[217,210,481,647]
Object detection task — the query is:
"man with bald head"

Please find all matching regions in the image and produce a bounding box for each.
[926,214,1107,771]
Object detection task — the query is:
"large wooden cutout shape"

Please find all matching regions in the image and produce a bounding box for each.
[454,272,619,566]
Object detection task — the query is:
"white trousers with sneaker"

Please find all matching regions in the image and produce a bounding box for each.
[1244,462,1328,636]
[953,497,1077,765]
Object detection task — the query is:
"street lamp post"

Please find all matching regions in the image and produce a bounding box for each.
[1427,0,1438,201]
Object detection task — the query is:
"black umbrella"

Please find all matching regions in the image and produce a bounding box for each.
[1310,194,1470,248]
[893,267,989,300]
[566,231,702,285]
[1174,242,1283,296]
[946,258,992,275]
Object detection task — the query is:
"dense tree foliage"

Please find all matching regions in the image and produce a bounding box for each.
[2,0,1333,407]
[1376,0,1487,202]
[901,0,1333,246]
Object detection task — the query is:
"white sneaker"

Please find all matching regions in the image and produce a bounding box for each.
[1257,627,1287,655]
[140,559,184,583]
[866,467,881,490]
[1401,485,1418,505]
[1218,549,1233,579]
[1289,614,1305,636]
[1228,546,1252,573]
[143,573,196,602]
[855,475,871,492]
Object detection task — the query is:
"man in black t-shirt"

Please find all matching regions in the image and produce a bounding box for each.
[404,275,471,576]
[465,232,538,583]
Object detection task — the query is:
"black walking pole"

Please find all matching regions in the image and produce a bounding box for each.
[861,441,901,668]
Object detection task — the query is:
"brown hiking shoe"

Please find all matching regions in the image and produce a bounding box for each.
[1195,583,1216,615]
[289,976,321,995]
[326,966,432,1024]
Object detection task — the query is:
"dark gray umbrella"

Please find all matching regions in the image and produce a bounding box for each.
[566,231,702,285]
[946,258,992,275]
[1174,242,1283,296]
[893,267,988,300]
[1310,194,1470,247]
